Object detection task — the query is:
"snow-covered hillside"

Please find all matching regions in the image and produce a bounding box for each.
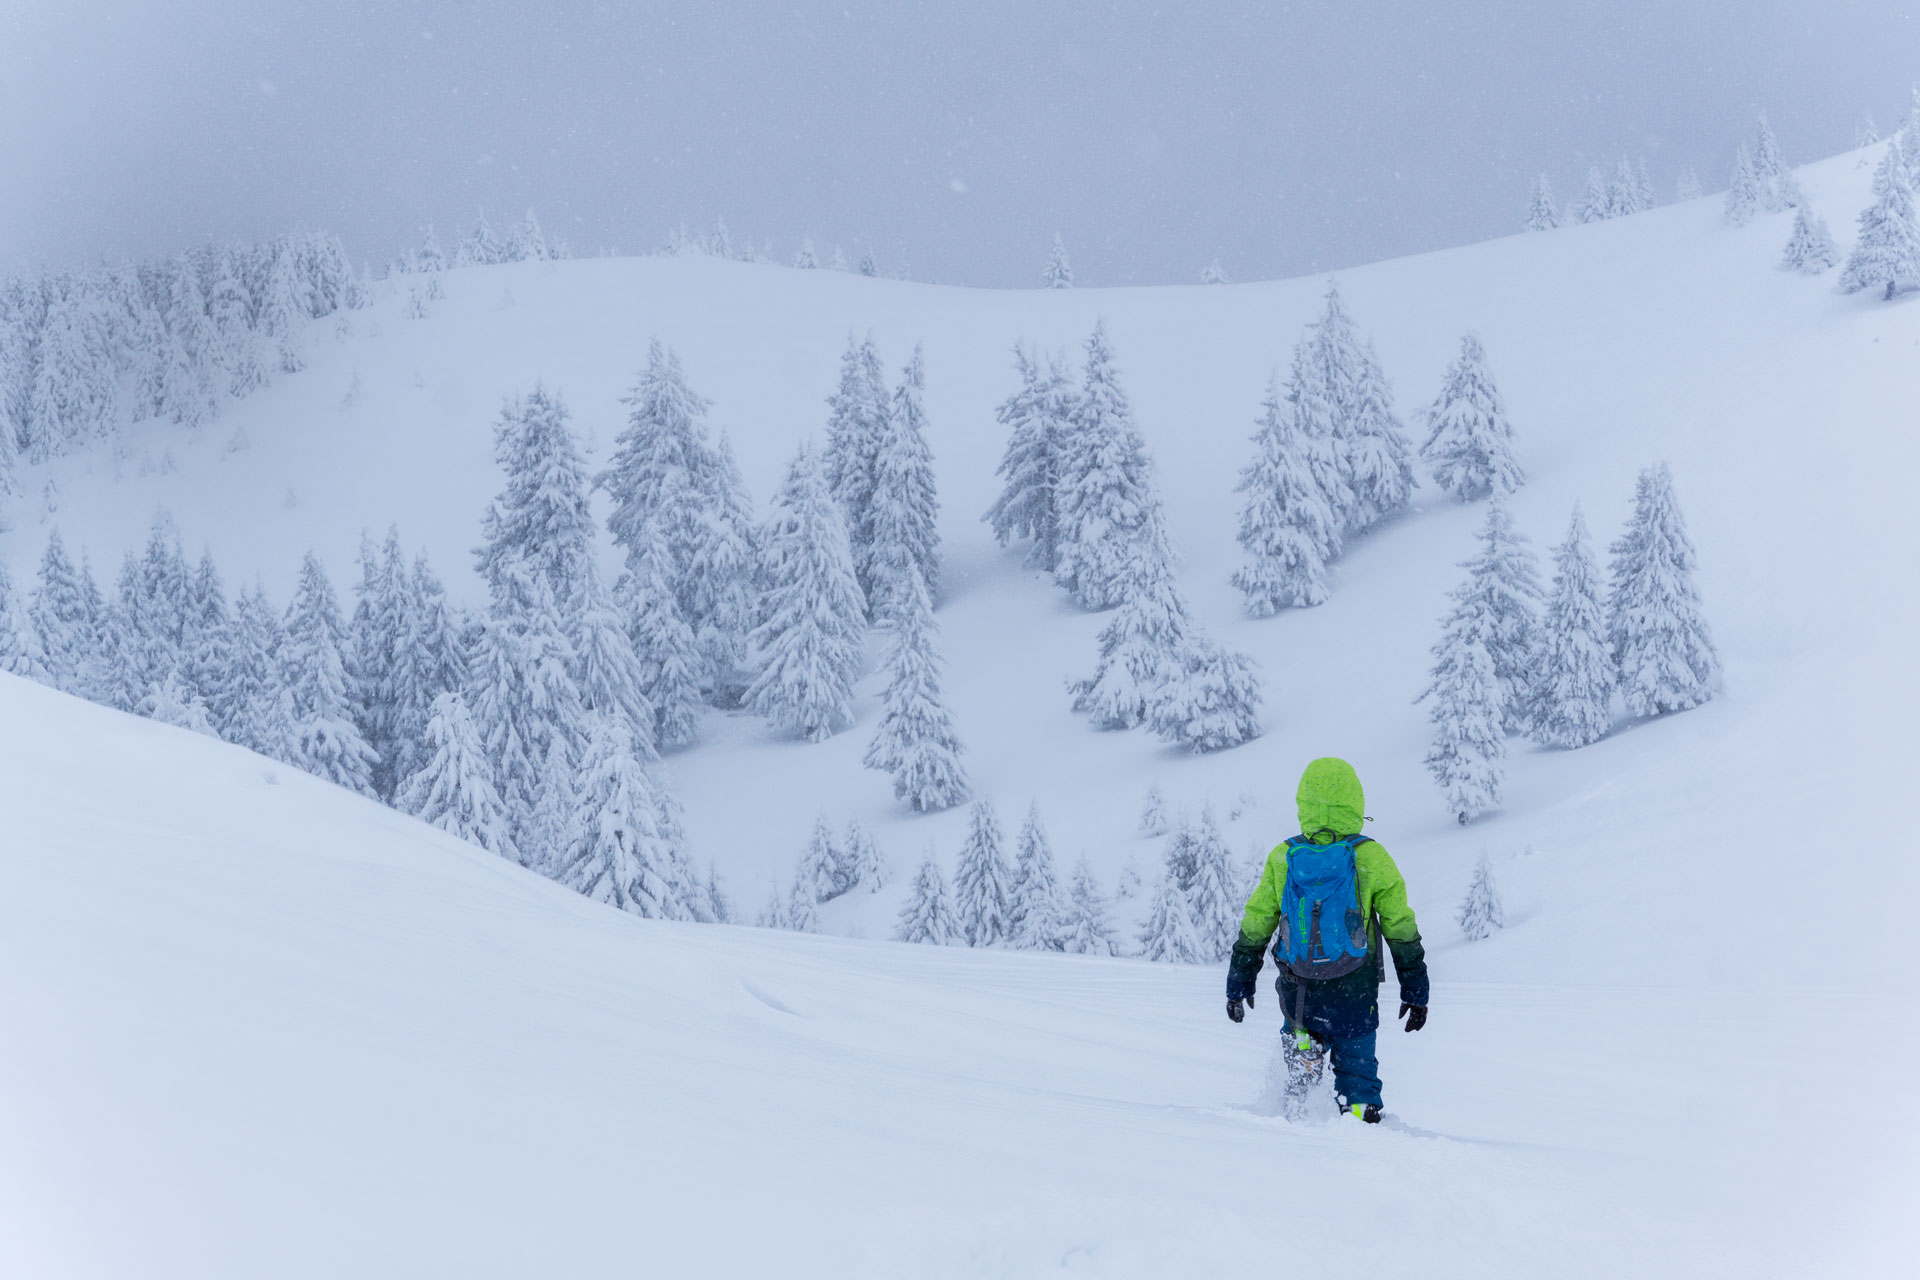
[0,671,1909,1279]
[2,141,1917,1275]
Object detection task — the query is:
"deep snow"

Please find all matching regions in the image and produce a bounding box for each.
[3,142,1918,1276]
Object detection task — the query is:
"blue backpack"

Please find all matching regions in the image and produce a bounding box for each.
[1274,834,1373,980]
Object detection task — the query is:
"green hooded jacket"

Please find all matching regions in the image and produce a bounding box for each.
[1226,758,1429,1032]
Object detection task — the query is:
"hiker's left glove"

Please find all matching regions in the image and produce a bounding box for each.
[1398,1003,1427,1033]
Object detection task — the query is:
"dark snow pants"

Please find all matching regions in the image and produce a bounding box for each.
[1284,1020,1382,1109]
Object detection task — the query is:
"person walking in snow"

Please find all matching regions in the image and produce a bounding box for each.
[1225,757,1428,1123]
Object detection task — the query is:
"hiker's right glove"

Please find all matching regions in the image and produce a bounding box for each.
[1398,1002,1427,1033]
[1226,996,1251,1023]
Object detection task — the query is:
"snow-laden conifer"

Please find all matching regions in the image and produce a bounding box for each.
[180,550,236,732]
[29,530,96,695]
[397,692,517,861]
[1042,233,1073,288]
[1138,783,1168,837]
[0,562,42,680]
[1840,150,1920,297]
[1007,803,1066,950]
[348,530,414,799]
[224,585,295,762]
[1232,369,1338,614]
[1149,636,1264,753]
[1751,114,1796,212]
[1183,809,1243,961]
[508,209,550,262]
[1724,143,1761,226]
[867,345,941,624]
[1675,166,1703,202]
[1525,174,1560,231]
[556,716,687,919]
[841,819,890,893]
[984,345,1075,572]
[1634,157,1656,212]
[475,386,597,612]
[1200,260,1229,284]
[952,801,1015,948]
[1419,334,1525,502]
[1426,500,1544,732]
[282,551,378,797]
[894,854,960,945]
[1058,858,1119,956]
[1070,509,1189,731]
[1053,321,1158,611]
[684,433,759,707]
[822,334,891,602]
[571,562,658,756]
[136,671,215,736]
[1527,507,1616,749]
[792,238,818,270]
[746,443,868,741]
[1422,638,1506,825]
[1607,158,1641,218]
[620,524,704,751]
[1779,206,1840,275]
[1577,166,1611,223]
[1341,340,1418,533]
[1457,853,1506,941]
[863,563,969,812]
[388,554,467,788]
[1137,870,1206,963]
[795,815,843,905]
[756,886,792,930]
[1607,463,1720,718]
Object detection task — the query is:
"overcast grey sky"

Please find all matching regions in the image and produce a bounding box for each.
[3,1,1916,285]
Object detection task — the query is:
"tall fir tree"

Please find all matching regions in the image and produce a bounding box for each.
[1607,463,1720,718]
[866,345,941,624]
[821,334,892,604]
[893,853,960,945]
[556,716,689,920]
[1527,507,1616,749]
[1425,501,1544,733]
[1839,150,1920,297]
[1007,802,1067,951]
[28,530,96,695]
[619,522,705,751]
[841,819,889,893]
[684,433,760,707]
[571,561,658,757]
[1182,809,1243,961]
[1058,857,1119,956]
[1751,114,1796,212]
[1232,369,1339,614]
[225,584,296,763]
[984,345,1077,572]
[863,564,970,812]
[952,801,1014,948]
[282,552,379,797]
[745,443,868,741]
[1070,508,1190,731]
[1577,166,1611,223]
[1138,867,1206,963]
[1419,334,1525,503]
[1053,321,1158,611]
[1422,636,1506,825]
[1724,143,1761,226]
[348,529,414,800]
[474,386,597,618]
[388,553,468,788]
[794,814,844,905]
[1525,173,1560,231]
[397,692,518,861]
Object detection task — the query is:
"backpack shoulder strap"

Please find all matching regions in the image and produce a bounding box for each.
[1347,835,1373,850]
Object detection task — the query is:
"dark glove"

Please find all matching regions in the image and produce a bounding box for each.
[1398,1002,1427,1032]
[1226,992,1254,1023]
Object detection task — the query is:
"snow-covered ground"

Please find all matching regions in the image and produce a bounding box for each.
[3,142,1917,1276]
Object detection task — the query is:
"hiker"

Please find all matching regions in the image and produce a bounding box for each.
[1225,757,1428,1123]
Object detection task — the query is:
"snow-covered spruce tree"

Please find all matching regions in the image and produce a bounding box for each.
[984,344,1076,573]
[792,238,818,270]
[1607,158,1642,218]
[858,248,879,277]
[1525,173,1560,231]
[1675,165,1703,202]
[457,212,505,268]
[1422,637,1506,825]
[256,240,311,374]
[1137,868,1206,963]
[1428,500,1544,733]
[619,522,704,751]
[282,551,378,797]
[795,814,843,905]
[893,853,960,945]
[397,692,517,860]
[222,585,294,762]
[1148,635,1264,753]
[1043,233,1073,289]
[154,258,218,428]
[863,563,970,812]
[0,563,41,680]
[1457,853,1505,941]
[1139,782,1168,837]
[755,886,792,930]
[1634,157,1656,212]
[1419,334,1525,503]
[475,385,597,613]
[1059,857,1119,956]
[952,801,1015,947]
[1752,114,1796,212]
[556,716,689,920]
[1053,320,1158,611]
[1007,802,1066,950]
[822,334,892,604]
[745,443,868,741]
[867,345,941,624]
[206,253,267,399]
[1070,508,1190,731]
[388,553,468,788]
[1308,283,1414,534]
[29,530,97,695]
[1780,206,1840,275]
[26,287,118,462]
[571,561,658,757]
[600,339,723,625]
[684,433,760,707]
[348,529,414,800]
[507,209,550,262]
[180,550,236,731]
[1200,259,1229,285]
[785,873,820,934]
[1724,143,1761,226]
[1232,369,1339,614]
[841,819,889,893]
[1607,463,1721,718]
[1577,166,1611,223]
[1840,150,1920,297]
[1182,809,1243,961]
[1527,507,1616,749]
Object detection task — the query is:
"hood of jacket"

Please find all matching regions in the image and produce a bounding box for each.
[1296,757,1365,839]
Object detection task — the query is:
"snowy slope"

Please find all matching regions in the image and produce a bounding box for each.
[0,671,1910,1279]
